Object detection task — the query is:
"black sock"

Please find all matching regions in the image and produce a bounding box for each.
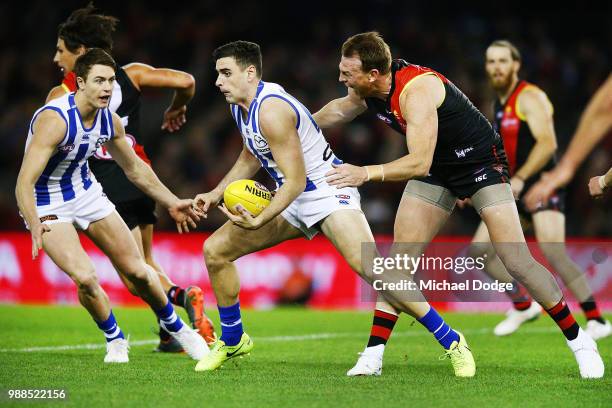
[167,286,186,307]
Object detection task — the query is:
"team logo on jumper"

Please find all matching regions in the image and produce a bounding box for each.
[254,135,268,148]
[335,194,350,200]
[376,113,392,124]
[82,133,90,141]
[493,164,505,174]
[455,146,474,158]
[94,136,111,150]
[58,144,75,153]
[339,200,350,205]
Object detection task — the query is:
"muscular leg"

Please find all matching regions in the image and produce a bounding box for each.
[533,211,593,302]
[479,202,563,308]
[533,211,606,325]
[84,212,167,310]
[322,204,474,377]
[42,223,110,321]
[42,222,127,349]
[139,224,175,292]
[204,217,303,307]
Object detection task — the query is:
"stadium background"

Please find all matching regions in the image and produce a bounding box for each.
[0,1,610,309]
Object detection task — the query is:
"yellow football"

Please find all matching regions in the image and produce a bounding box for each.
[223,179,272,216]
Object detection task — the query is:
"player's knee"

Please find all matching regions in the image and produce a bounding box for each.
[73,271,100,295]
[498,251,537,278]
[467,242,491,260]
[203,237,232,271]
[119,257,150,283]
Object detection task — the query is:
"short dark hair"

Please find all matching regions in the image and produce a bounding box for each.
[488,40,522,62]
[58,2,118,53]
[342,31,392,75]
[213,41,262,77]
[74,48,116,83]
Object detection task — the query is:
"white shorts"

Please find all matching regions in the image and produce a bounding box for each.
[30,182,115,230]
[280,184,363,239]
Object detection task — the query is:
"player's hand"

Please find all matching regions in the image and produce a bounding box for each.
[325,163,368,188]
[31,222,50,260]
[193,191,223,218]
[588,176,606,198]
[510,176,525,200]
[524,165,574,211]
[168,199,201,233]
[456,198,472,209]
[161,105,187,133]
[218,203,263,230]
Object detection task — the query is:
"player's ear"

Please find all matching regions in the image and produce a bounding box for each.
[247,64,257,81]
[76,45,87,57]
[368,69,380,83]
[76,76,86,91]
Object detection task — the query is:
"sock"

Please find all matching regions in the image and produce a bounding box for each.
[506,280,533,311]
[545,299,580,340]
[417,307,460,350]
[95,310,125,343]
[367,310,398,347]
[167,286,187,307]
[580,297,605,324]
[158,319,171,341]
[154,301,184,333]
[218,302,243,347]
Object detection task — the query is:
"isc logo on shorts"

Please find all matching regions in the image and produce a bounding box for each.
[475,174,488,182]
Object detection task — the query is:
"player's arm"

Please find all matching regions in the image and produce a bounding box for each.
[312,88,368,128]
[326,74,440,187]
[555,74,612,183]
[15,110,66,258]
[45,85,68,103]
[194,145,261,215]
[124,63,196,132]
[511,88,557,196]
[523,74,612,210]
[220,98,306,229]
[105,112,200,232]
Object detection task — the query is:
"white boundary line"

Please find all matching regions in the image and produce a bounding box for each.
[0,327,558,353]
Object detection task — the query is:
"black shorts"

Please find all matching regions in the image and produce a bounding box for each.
[114,197,158,230]
[416,140,511,200]
[516,180,565,220]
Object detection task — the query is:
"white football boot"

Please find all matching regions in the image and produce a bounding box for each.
[585,319,612,341]
[161,320,210,360]
[104,337,129,363]
[493,302,542,336]
[567,328,605,378]
[347,345,384,376]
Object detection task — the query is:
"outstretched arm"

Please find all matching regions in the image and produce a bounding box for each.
[194,145,261,216]
[124,62,196,132]
[15,110,66,258]
[524,74,612,209]
[105,112,199,232]
[326,74,441,187]
[312,88,367,128]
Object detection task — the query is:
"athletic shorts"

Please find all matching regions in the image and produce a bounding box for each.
[516,180,565,219]
[114,196,158,230]
[281,184,363,240]
[29,182,115,230]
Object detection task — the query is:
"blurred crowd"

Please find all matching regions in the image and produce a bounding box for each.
[1,1,610,236]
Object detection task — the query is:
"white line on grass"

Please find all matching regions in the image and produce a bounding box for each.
[0,326,559,353]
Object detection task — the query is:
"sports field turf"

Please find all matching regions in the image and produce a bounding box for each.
[0,305,610,407]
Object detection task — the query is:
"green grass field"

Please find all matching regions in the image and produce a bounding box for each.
[0,305,610,407]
